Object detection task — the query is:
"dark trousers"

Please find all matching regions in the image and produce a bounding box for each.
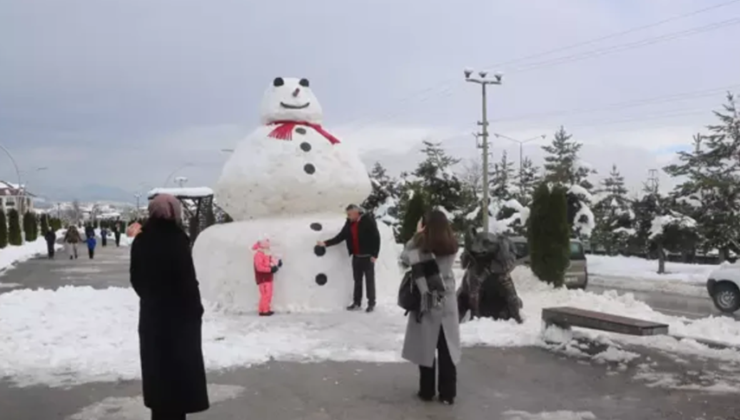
[47,243,55,259]
[351,256,376,306]
[88,249,95,259]
[419,328,456,400]
[151,411,185,420]
[102,237,107,247]
[115,233,121,247]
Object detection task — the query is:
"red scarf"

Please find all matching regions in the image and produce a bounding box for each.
[267,121,341,145]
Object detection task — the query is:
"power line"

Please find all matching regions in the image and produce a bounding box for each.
[511,17,740,73]
[480,0,740,72]
[346,16,740,135]
[338,0,740,131]
[491,84,740,124]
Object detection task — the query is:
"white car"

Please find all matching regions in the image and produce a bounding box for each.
[707,264,740,313]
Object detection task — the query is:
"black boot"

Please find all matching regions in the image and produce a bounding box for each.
[346,303,361,311]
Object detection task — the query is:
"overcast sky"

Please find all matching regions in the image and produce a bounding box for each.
[1,0,739,202]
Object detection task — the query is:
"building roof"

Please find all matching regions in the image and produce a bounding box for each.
[0,180,35,197]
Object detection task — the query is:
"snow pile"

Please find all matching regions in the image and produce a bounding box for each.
[502,410,597,420]
[0,235,61,276]
[2,265,740,386]
[588,254,713,285]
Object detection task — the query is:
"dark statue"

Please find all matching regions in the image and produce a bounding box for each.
[457,230,523,323]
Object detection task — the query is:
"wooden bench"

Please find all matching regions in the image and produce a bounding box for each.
[542,306,669,336]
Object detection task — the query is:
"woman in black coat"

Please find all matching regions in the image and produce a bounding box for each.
[130,194,209,420]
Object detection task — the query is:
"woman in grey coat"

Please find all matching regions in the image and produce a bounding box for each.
[401,210,461,405]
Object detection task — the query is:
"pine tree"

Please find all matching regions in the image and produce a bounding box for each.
[406,141,475,232]
[8,209,22,246]
[592,164,633,254]
[23,212,38,241]
[363,162,396,212]
[490,151,516,202]
[528,183,570,287]
[0,211,7,249]
[664,93,740,260]
[542,126,594,188]
[515,157,541,206]
[40,214,49,235]
[399,190,427,244]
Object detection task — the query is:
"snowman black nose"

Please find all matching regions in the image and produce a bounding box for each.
[273,77,285,87]
[299,78,310,88]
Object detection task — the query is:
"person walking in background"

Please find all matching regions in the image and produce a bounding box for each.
[113,222,122,247]
[252,238,282,316]
[44,229,57,259]
[64,225,81,260]
[130,194,209,420]
[317,204,381,312]
[101,226,109,247]
[86,234,97,259]
[401,210,461,405]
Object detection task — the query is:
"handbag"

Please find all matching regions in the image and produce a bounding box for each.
[397,270,421,315]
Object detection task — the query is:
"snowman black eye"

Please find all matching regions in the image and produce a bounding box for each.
[273,77,285,87]
[299,78,310,88]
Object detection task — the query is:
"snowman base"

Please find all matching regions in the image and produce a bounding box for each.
[192,214,402,313]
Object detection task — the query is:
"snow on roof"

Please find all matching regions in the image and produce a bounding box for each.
[148,187,214,199]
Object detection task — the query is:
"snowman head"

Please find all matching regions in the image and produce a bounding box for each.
[260,77,323,125]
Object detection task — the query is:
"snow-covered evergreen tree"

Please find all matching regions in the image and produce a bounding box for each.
[592,165,634,254]
[397,141,475,234]
[664,93,740,261]
[542,126,596,237]
[542,126,594,189]
[490,151,516,202]
[515,157,541,206]
[362,161,400,226]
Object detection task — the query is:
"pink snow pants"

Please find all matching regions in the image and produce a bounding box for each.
[258,282,274,313]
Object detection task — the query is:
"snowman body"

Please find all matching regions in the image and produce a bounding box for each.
[193,77,401,312]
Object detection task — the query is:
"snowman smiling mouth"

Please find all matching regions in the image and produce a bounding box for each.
[280,102,311,109]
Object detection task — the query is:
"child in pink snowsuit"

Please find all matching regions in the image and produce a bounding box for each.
[253,239,282,316]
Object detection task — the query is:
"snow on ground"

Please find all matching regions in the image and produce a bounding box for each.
[503,410,597,420]
[587,254,715,296]
[2,266,740,387]
[0,235,61,277]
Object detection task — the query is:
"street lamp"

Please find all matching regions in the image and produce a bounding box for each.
[493,133,546,196]
[465,68,503,232]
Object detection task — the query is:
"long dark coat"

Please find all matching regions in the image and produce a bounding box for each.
[130,218,209,414]
[400,240,462,368]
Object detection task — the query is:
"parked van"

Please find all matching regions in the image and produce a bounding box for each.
[509,236,589,289]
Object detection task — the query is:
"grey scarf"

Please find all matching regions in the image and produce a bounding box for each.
[404,245,446,315]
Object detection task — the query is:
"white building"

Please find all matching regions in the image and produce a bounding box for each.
[0,180,34,213]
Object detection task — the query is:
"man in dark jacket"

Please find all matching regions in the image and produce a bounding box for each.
[44,229,57,259]
[113,222,122,247]
[318,204,381,313]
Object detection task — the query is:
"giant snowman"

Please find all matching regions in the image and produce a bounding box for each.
[193,77,401,313]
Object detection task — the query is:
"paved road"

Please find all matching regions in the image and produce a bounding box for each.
[588,281,739,320]
[1,245,740,419]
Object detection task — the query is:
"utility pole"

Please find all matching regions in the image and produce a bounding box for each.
[647,169,659,194]
[465,68,503,232]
